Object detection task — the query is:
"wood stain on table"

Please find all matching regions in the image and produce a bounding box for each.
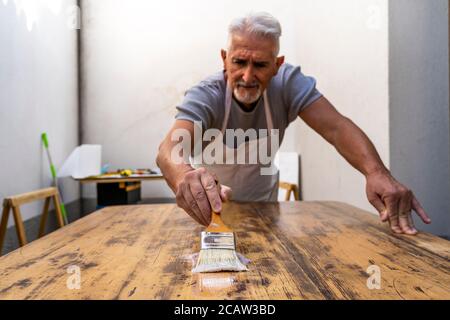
[0,201,449,299]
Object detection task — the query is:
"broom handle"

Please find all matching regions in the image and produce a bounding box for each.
[42,133,69,225]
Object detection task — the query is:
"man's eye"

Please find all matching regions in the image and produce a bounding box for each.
[254,63,267,68]
[233,60,246,65]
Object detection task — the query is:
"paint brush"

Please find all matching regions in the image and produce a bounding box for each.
[192,210,247,273]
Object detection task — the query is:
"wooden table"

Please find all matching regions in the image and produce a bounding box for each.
[0,201,449,300]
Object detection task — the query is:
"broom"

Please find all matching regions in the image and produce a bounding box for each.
[41,133,69,225]
[192,210,247,273]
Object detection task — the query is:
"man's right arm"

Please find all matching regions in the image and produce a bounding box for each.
[156,120,226,226]
[156,120,196,192]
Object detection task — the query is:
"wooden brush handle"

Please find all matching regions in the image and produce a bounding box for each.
[206,211,232,233]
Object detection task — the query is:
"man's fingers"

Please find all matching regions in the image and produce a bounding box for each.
[220,185,232,202]
[397,189,416,234]
[412,195,432,224]
[181,183,209,226]
[184,204,206,225]
[407,213,417,233]
[384,197,402,234]
[200,173,222,212]
[176,186,206,225]
[388,214,402,234]
[189,179,212,225]
[397,189,412,216]
[398,211,417,235]
[366,171,430,235]
[174,168,227,226]
[368,194,388,221]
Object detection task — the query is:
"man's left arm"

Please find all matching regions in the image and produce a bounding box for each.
[298,96,431,235]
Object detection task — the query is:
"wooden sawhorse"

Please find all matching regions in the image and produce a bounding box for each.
[0,187,65,255]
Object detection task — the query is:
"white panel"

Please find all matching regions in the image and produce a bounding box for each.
[275,152,299,201]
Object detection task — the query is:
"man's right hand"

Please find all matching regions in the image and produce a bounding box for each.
[175,167,232,226]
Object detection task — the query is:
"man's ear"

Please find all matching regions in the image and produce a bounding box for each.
[276,56,285,69]
[221,49,227,70]
[273,56,285,76]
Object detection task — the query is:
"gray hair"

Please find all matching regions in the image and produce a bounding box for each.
[228,12,282,56]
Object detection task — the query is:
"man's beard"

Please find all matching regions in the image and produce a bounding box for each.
[233,81,262,105]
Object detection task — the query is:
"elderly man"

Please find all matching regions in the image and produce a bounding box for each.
[156,12,431,234]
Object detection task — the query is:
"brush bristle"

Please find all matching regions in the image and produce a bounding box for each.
[192,249,248,273]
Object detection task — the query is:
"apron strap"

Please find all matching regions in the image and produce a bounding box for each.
[222,83,232,134]
[263,90,274,131]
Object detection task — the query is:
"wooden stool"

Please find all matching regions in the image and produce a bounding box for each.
[279,181,300,201]
[0,187,65,255]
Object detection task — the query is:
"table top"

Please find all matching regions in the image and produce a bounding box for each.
[74,173,164,184]
[0,201,449,300]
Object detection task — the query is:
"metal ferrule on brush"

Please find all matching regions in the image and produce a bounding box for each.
[200,231,236,250]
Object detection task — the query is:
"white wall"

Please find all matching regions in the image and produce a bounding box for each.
[81,0,390,203]
[0,0,79,225]
[80,0,303,198]
[389,0,450,237]
[80,0,390,208]
[2,0,447,236]
[80,0,449,238]
[289,0,390,213]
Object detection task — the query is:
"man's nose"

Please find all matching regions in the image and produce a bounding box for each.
[242,66,255,84]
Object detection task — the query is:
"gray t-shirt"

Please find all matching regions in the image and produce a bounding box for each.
[175,63,322,147]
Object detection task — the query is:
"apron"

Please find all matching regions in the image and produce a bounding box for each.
[192,80,279,202]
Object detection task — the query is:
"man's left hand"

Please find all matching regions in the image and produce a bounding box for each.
[365,170,432,235]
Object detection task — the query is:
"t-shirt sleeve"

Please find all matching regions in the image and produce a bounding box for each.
[282,65,323,123]
[175,82,220,131]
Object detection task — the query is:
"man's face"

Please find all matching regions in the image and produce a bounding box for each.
[221,33,285,108]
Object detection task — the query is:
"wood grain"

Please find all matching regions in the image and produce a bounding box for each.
[0,201,448,300]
